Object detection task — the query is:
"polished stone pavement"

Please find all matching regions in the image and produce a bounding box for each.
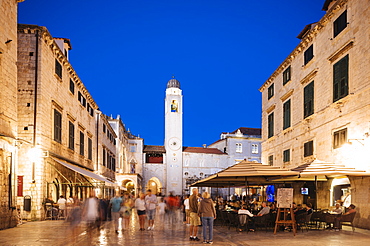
[1,212,370,246]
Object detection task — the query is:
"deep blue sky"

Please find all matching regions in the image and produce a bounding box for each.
[18,0,326,147]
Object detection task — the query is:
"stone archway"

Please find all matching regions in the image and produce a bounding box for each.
[146,177,162,195]
[331,177,351,207]
[122,179,136,196]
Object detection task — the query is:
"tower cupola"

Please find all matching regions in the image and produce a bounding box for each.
[166,76,180,89]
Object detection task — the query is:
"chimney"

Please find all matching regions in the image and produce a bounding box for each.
[203,144,207,148]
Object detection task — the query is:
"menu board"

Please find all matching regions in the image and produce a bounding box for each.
[277,188,293,208]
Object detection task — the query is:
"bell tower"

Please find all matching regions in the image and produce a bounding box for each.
[164,76,183,195]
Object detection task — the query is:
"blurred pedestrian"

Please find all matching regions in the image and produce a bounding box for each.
[189,188,201,241]
[121,192,134,230]
[135,192,147,231]
[110,191,123,233]
[57,195,67,219]
[198,192,216,244]
[145,189,158,230]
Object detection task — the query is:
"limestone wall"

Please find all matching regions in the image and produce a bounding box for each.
[259,0,370,229]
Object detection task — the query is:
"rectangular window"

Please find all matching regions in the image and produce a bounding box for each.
[304,140,314,157]
[283,99,291,130]
[333,128,347,149]
[55,59,62,79]
[268,112,274,138]
[334,10,347,38]
[103,124,106,133]
[87,103,94,116]
[268,84,274,99]
[333,55,349,102]
[304,81,314,118]
[69,79,75,94]
[304,45,314,65]
[236,143,242,153]
[103,148,106,166]
[88,138,92,160]
[53,109,62,143]
[79,131,84,156]
[251,144,258,154]
[283,149,290,162]
[112,157,116,172]
[268,155,273,166]
[283,66,291,85]
[78,92,86,107]
[68,121,74,150]
[130,144,137,152]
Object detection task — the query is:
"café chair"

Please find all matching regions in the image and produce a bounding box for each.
[340,212,356,232]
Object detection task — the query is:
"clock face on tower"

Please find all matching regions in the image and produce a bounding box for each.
[169,137,181,151]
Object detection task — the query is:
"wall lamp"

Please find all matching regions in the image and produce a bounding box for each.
[347,139,365,146]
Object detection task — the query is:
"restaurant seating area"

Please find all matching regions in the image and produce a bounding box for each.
[214,205,357,234]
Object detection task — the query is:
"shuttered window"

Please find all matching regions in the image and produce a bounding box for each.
[268,112,274,138]
[333,55,349,102]
[88,138,92,160]
[55,59,62,79]
[68,121,74,150]
[304,81,314,118]
[268,84,274,99]
[79,131,84,156]
[333,128,347,149]
[304,45,314,65]
[54,109,62,143]
[283,99,291,130]
[304,140,314,157]
[283,149,290,162]
[334,10,347,38]
[283,66,291,85]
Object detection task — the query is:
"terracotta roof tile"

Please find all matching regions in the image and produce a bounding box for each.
[143,145,166,153]
[182,147,226,155]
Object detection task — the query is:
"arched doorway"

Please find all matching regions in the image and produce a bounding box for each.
[146,177,162,195]
[122,179,136,196]
[331,177,351,206]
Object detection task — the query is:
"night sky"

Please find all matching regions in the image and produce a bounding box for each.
[18,0,326,147]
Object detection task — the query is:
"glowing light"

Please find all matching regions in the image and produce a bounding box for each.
[27,146,43,163]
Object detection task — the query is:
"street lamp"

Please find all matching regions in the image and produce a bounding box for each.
[27,146,42,183]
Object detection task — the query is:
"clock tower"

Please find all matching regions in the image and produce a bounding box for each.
[165,77,183,195]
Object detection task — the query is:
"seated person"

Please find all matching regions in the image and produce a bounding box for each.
[238,205,254,231]
[294,204,306,216]
[332,203,343,214]
[306,203,313,215]
[334,204,356,231]
[269,202,277,213]
[256,202,270,216]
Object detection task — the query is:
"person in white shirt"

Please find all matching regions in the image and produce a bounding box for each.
[183,195,190,224]
[135,193,146,231]
[332,203,343,214]
[238,205,254,231]
[145,189,158,230]
[57,195,67,218]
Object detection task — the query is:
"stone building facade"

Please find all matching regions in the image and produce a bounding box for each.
[209,127,262,166]
[108,115,143,195]
[259,0,370,229]
[0,0,24,230]
[16,24,116,220]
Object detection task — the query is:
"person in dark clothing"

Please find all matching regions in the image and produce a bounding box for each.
[198,192,216,244]
[189,188,201,241]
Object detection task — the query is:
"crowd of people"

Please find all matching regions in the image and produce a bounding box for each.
[42,189,357,244]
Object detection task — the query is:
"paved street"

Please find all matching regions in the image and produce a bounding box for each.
[1,214,370,246]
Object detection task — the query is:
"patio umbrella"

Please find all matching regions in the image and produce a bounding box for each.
[191,160,299,187]
[288,159,370,208]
